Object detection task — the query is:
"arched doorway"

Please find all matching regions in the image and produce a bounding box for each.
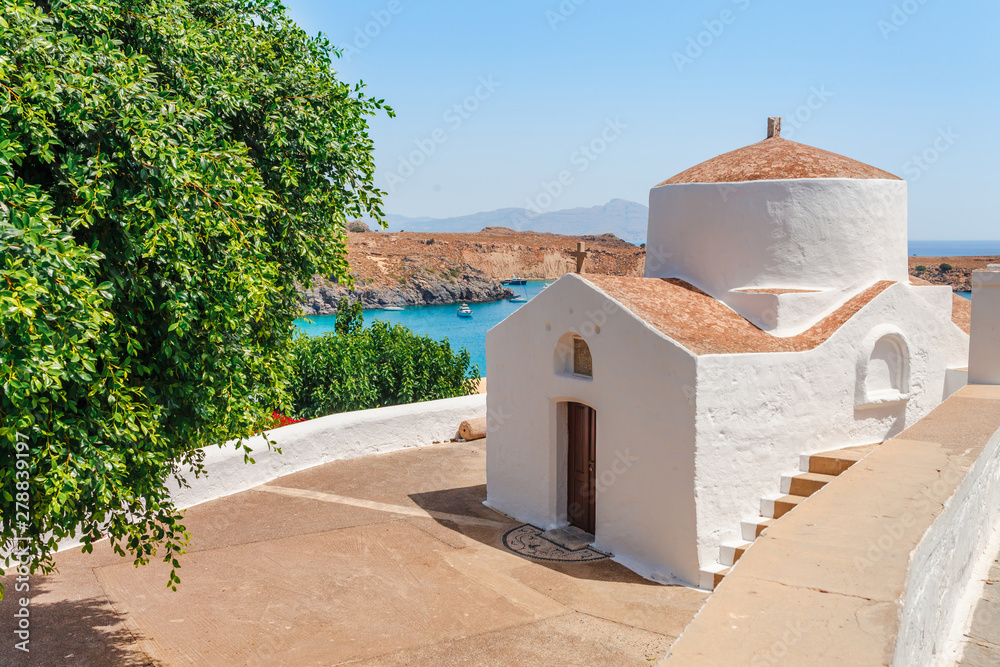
[566,402,596,534]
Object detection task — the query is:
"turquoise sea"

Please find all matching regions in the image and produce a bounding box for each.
[294,281,552,376]
[295,279,976,377]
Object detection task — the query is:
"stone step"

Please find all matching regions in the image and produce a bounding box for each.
[802,444,877,476]
[720,540,753,567]
[741,517,775,541]
[760,494,804,519]
[780,472,838,497]
[699,563,730,591]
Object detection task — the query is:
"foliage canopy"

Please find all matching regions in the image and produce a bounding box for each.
[0,0,389,594]
[289,299,479,419]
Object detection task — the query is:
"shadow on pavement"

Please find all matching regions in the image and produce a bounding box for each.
[408,484,663,586]
[0,576,162,666]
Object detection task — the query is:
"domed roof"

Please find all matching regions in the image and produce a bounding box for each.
[658,118,901,186]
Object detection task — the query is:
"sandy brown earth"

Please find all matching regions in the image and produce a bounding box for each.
[334,235,991,295]
[300,228,645,314]
[300,231,992,315]
[345,227,643,283]
[909,256,999,292]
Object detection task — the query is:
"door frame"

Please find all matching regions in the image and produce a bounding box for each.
[557,399,597,535]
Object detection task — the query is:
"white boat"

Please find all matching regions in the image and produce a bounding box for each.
[382,306,404,311]
[457,303,473,317]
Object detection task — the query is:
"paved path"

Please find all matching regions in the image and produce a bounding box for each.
[665,384,1000,666]
[959,550,1000,666]
[0,440,705,666]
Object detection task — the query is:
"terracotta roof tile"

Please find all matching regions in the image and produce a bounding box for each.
[950,294,972,334]
[658,137,901,186]
[580,275,894,355]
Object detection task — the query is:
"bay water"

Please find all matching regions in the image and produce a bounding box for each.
[294,281,551,376]
[296,268,982,376]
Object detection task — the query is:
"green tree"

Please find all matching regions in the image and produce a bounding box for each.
[289,304,479,420]
[0,0,390,596]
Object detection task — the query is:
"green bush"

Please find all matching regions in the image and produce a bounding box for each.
[915,265,927,272]
[940,263,953,271]
[0,0,388,593]
[288,300,479,418]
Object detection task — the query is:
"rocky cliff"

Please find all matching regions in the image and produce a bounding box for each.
[298,228,644,315]
[299,237,995,316]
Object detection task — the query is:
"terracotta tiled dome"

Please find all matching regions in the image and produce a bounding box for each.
[659,121,901,186]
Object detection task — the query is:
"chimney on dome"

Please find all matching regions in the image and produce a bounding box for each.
[767,117,782,139]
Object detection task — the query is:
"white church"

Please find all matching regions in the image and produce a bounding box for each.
[484,118,972,588]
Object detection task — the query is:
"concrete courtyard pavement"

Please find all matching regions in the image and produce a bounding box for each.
[1,439,706,666]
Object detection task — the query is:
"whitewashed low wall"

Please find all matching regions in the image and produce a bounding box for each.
[0,395,486,565]
[172,394,487,510]
[893,420,1000,666]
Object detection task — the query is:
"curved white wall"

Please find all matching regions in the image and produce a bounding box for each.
[692,284,969,571]
[645,178,909,305]
[485,276,968,587]
[173,394,487,510]
[1,395,487,563]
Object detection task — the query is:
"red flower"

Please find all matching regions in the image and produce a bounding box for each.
[267,411,306,429]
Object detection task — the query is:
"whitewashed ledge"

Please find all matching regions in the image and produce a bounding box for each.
[3,394,487,562]
[172,393,487,510]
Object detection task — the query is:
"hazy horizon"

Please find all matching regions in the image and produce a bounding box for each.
[375,198,997,244]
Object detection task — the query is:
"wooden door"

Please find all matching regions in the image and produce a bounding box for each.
[567,402,596,534]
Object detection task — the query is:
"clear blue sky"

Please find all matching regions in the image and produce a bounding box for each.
[284,0,999,240]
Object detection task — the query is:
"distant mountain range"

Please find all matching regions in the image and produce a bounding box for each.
[378,199,648,245]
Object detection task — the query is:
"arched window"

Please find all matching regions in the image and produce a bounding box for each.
[857,329,910,408]
[866,337,905,396]
[555,333,593,379]
[573,338,593,377]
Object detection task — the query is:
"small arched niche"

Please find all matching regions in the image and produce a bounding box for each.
[857,329,911,408]
[554,333,593,380]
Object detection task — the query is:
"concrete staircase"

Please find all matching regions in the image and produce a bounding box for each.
[699,443,878,591]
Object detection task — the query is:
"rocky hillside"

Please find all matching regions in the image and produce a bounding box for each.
[379,199,649,245]
[299,228,645,315]
[909,256,1000,292]
[299,239,990,316]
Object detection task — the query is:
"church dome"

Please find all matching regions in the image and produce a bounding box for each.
[658,118,901,186]
[644,117,909,333]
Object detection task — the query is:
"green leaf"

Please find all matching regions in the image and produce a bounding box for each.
[0,0,388,600]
